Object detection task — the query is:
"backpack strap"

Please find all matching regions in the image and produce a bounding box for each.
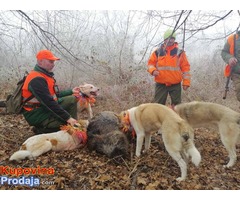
[21,71,34,104]
[228,33,238,55]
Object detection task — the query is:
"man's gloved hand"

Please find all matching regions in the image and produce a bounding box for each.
[229,57,238,67]
[182,85,189,91]
[152,70,160,76]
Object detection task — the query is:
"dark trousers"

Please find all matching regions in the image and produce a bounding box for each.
[231,73,240,102]
[154,82,182,105]
[36,95,78,133]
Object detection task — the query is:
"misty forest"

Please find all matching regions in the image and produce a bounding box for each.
[0,10,240,190]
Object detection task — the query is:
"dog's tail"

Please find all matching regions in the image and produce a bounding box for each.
[9,150,33,162]
[181,134,201,166]
[179,122,201,167]
[186,141,201,166]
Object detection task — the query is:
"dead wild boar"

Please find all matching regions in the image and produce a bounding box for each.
[87,111,130,158]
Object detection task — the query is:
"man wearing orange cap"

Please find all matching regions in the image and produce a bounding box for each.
[22,49,80,134]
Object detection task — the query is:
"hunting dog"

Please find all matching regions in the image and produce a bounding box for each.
[118,103,201,181]
[77,83,99,119]
[9,120,89,162]
[174,101,240,168]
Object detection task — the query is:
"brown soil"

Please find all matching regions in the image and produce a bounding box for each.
[0,101,240,190]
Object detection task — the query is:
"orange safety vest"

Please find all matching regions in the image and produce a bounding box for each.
[22,71,58,111]
[147,43,191,86]
[224,34,239,77]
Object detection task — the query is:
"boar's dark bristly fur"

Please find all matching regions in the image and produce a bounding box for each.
[87,111,130,158]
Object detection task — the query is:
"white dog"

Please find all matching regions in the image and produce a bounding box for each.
[10,120,89,162]
[174,101,240,168]
[77,83,99,119]
[118,103,201,181]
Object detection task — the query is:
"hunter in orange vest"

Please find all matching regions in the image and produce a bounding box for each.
[147,29,191,106]
[221,31,240,100]
[22,50,80,134]
[22,71,58,111]
[222,33,239,77]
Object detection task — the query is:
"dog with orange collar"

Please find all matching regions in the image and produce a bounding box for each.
[9,120,89,162]
[118,103,201,181]
[75,83,99,119]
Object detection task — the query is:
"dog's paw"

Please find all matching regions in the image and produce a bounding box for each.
[176,177,185,182]
[135,152,141,157]
[28,155,35,161]
[224,160,235,168]
[223,164,232,169]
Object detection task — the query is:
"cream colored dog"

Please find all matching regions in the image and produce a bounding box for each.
[118,103,201,181]
[77,83,99,119]
[174,101,240,168]
[9,120,89,162]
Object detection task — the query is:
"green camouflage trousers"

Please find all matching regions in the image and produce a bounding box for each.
[37,95,78,132]
[231,73,240,101]
[154,82,182,105]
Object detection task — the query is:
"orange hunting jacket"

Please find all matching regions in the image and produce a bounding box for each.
[223,33,239,77]
[22,71,57,111]
[147,42,191,86]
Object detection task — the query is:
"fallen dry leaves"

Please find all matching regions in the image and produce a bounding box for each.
[0,113,240,190]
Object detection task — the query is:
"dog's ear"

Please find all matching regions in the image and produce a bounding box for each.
[77,119,89,128]
[117,111,126,121]
[118,111,126,118]
[115,113,121,121]
[79,85,87,92]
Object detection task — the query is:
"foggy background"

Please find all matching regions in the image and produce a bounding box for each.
[0,10,239,110]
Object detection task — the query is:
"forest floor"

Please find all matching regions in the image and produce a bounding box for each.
[0,99,240,190]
